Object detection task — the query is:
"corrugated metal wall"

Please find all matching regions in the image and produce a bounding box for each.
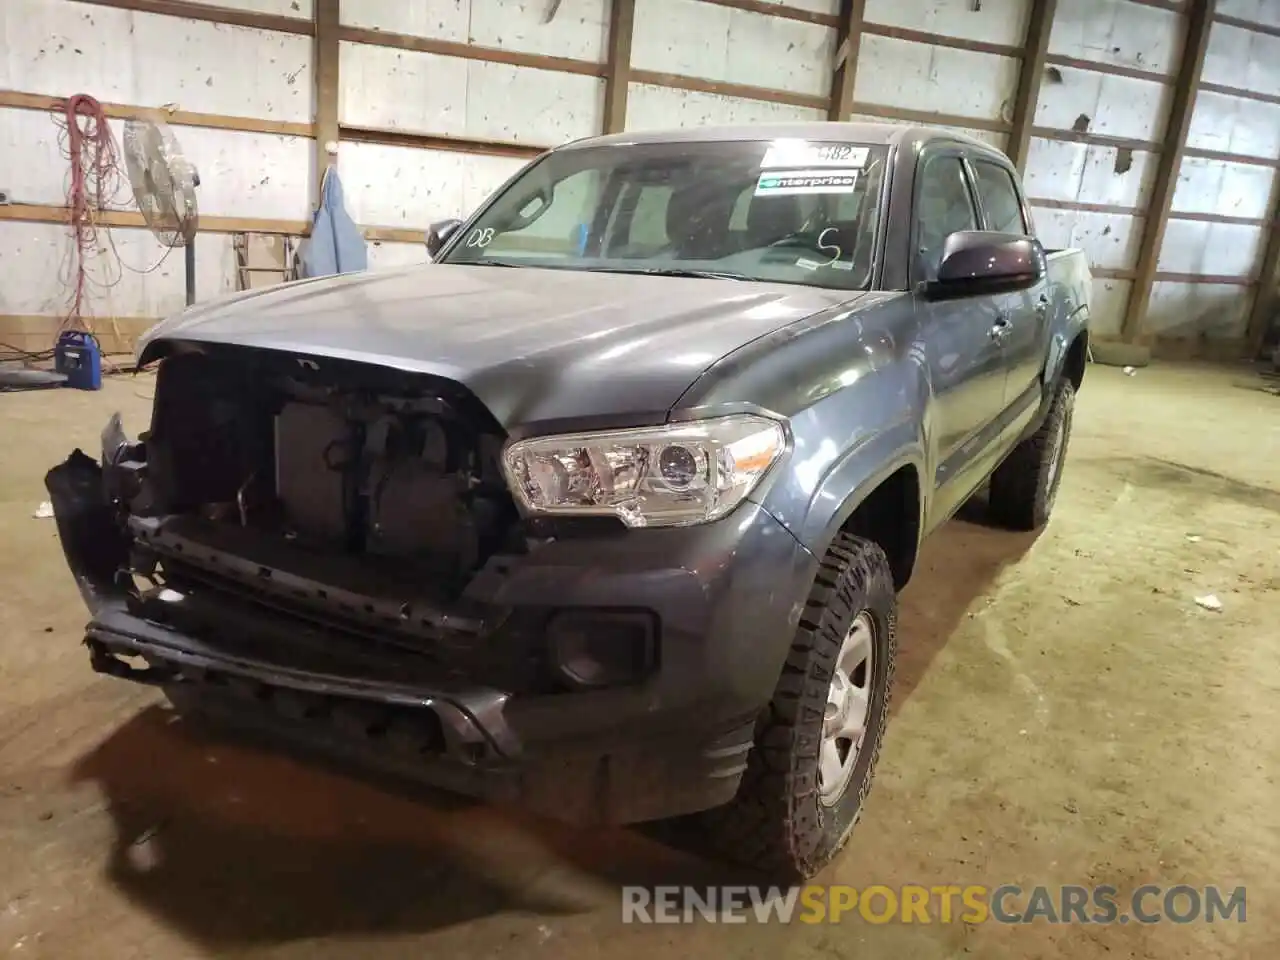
[1,0,1277,358]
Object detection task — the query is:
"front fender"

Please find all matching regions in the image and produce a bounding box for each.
[752,362,927,560]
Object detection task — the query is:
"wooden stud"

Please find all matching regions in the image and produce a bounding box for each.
[1007,0,1058,172]
[1244,213,1280,357]
[314,0,340,197]
[829,0,867,121]
[1122,0,1217,344]
[603,0,637,133]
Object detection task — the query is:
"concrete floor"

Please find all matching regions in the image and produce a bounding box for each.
[0,363,1276,959]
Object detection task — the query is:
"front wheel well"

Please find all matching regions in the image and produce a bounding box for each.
[1063,330,1089,391]
[838,465,921,591]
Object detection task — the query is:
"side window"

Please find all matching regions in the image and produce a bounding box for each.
[914,155,979,282]
[971,161,1028,236]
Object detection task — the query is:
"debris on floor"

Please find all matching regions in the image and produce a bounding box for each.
[1123,366,1137,376]
[1194,594,1223,612]
[32,501,53,519]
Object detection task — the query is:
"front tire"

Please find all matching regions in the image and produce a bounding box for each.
[989,378,1075,530]
[703,533,897,881]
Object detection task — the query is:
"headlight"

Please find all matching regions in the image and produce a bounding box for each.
[502,415,787,528]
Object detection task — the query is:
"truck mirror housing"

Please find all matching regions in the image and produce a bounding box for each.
[926,231,1046,300]
[426,218,464,258]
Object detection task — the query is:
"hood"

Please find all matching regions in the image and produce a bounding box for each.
[141,263,866,431]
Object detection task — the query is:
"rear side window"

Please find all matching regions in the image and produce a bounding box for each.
[971,161,1028,236]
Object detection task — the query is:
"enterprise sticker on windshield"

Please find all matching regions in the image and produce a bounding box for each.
[754,169,860,196]
[761,142,870,168]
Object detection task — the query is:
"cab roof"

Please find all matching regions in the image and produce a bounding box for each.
[559,121,999,156]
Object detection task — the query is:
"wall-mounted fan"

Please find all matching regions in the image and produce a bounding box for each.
[122,116,200,305]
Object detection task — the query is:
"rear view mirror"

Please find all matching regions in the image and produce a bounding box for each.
[426,218,463,258]
[925,231,1045,300]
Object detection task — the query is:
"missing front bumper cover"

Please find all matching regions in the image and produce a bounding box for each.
[46,445,520,765]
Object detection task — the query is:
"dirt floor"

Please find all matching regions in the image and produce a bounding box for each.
[0,362,1276,959]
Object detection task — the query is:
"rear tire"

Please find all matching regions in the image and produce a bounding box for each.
[989,378,1075,531]
[702,532,897,881]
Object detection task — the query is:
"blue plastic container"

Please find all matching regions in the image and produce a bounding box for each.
[54,331,103,391]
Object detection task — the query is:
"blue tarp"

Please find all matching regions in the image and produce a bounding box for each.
[298,166,368,278]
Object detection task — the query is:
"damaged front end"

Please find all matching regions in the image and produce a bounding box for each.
[46,345,540,772]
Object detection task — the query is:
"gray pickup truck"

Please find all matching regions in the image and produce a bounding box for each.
[48,122,1090,880]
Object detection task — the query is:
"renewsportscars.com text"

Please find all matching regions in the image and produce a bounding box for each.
[621,884,1247,925]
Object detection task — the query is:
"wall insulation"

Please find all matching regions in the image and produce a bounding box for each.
[1,0,1278,359]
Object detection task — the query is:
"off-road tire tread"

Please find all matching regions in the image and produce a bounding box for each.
[988,379,1075,531]
[702,532,897,881]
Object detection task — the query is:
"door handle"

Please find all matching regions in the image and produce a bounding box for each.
[990,314,1011,341]
[1035,295,1049,318]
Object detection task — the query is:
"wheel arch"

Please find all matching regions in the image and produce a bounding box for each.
[801,452,923,592]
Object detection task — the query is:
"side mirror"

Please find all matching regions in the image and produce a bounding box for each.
[426,218,463,258]
[925,231,1045,300]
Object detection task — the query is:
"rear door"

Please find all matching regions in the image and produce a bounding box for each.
[911,148,1010,523]
[967,157,1050,416]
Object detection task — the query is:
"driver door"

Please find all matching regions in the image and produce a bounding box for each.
[912,150,1010,526]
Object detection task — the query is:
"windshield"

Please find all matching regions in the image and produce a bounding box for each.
[438,138,888,291]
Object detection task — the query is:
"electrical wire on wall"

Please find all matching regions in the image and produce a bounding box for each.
[54,93,125,329]
[4,94,175,367]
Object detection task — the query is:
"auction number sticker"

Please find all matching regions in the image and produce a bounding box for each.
[761,142,870,169]
[755,168,860,196]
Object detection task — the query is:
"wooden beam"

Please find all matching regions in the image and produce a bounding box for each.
[338,26,605,77]
[69,0,313,35]
[602,0,636,133]
[1007,0,1058,172]
[340,125,546,159]
[1215,12,1280,38]
[629,70,828,110]
[1044,52,1173,85]
[0,202,433,245]
[1183,145,1280,168]
[861,23,1023,59]
[1198,80,1280,107]
[1031,127,1163,152]
[693,0,839,28]
[829,0,867,121]
[1122,0,1216,343]
[0,89,314,138]
[852,101,1010,134]
[0,202,310,236]
[1029,197,1144,217]
[314,0,340,197]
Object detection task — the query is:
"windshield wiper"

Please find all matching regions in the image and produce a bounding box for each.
[458,258,524,268]
[583,266,749,281]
